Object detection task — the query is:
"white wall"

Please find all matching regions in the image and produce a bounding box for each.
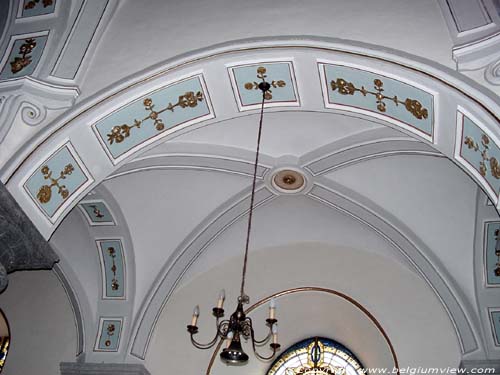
[0,270,77,375]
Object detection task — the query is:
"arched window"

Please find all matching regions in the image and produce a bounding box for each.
[0,310,9,373]
[267,337,365,375]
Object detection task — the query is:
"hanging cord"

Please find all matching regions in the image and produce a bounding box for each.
[240,88,267,299]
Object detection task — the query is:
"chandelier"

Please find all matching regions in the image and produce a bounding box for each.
[186,78,280,365]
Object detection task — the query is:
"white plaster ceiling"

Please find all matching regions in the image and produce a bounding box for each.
[1,0,500,373]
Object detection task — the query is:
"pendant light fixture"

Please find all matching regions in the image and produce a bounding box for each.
[186,79,280,365]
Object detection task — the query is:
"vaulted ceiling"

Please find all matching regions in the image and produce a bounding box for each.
[0,1,500,375]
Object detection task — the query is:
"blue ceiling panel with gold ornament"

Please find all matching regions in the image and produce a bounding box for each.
[79,200,115,226]
[96,239,125,299]
[490,309,500,346]
[320,63,434,140]
[459,114,500,200]
[20,0,56,18]
[95,317,123,352]
[23,143,92,221]
[228,62,299,110]
[93,75,213,163]
[0,33,48,80]
[484,222,500,287]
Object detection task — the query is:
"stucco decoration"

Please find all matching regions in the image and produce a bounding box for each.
[489,309,500,347]
[96,239,125,299]
[93,74,213,164]
[94,317,123,352]
[456,111,500,204]
[23,143,93,222]
[484,222,500,286]
[0,183,58,292]
[485,59,500,85]
[228,61,299,110]
[319,63,435,142]
[0,32,49,80]
[19,0,56,18]
[78,200,115,226]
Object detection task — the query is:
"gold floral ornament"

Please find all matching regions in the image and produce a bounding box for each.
[107,91,204,144]
[494,229,500,277]
[464,134,500,179]
[24,0,53,9]
[104,323,115,347]
[10,38,37,74]
[330,77,429,120]
[36,164,75,204]
[107,247,120,291]
[244,66,286,100]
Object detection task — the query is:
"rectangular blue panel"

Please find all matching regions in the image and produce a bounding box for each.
[94,75,211,160]
[491,311,500,346]
[80,201,114,225]
[21,0,56,18]
[485,223,500,286]
[98,240,125,299]
[96,318,122,351]
[230,62,298,107]
[322,64,434,138]
[24,145,89,218]
[0,35,48,80]
[461,116,500,196]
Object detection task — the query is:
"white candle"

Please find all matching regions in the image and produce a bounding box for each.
[225,331,234,348]
[272,324,278,344]
[191,305,200,326]
[217,289,225,309]
[269,298,276,320]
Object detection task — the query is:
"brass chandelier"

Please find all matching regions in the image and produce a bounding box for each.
[186,80,280,365]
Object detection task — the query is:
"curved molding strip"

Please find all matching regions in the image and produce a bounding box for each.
[128,177,480,359]
[129,186,275,359]
[206,287,399,375]
[3,37,500,239]
[306,181,479,355]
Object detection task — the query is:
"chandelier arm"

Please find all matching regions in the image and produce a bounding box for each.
[189,317,224,349]
[246,316,272,345]
[189,333,220,350]
[240,88,267,299]
[250,325,278,361]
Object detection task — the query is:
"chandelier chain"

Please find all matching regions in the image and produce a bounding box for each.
[240,90,267,299]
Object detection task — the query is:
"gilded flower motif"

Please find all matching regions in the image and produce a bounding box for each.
[41,165,50,175]
[143,98,153,107]
[63,164,74,175]
[37,185,52,204]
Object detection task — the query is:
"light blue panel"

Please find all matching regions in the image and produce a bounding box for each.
[94,76,210,159]
[323,64,434,137]
[97,319,122,351]
[21,0,56,17]
[232,63,297,106]
[492,311,500,346]
[98,240,125,298]
[461,116,500,195]
[25,146,88,218]
[0,35,48,80]
[486,223,500,286]
[80,201,114,224]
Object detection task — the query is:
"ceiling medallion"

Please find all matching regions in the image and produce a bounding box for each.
[187,70,283,366]
[272,169,306,193]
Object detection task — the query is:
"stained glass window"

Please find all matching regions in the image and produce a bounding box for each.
[267,337,365,375]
